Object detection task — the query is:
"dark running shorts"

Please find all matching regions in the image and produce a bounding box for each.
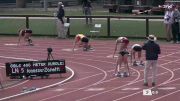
[133,46,142,52]
[21,30,25,36]
[81,37,89,43]
[25,29,32,33]
[119,51,129,56]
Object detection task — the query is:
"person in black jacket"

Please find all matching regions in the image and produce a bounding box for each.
[171,4,180,43]
[142,35,161,86]
[56,2,66,38]
[82,0,92,24]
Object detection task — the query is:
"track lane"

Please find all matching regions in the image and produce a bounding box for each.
[0,37,180,101]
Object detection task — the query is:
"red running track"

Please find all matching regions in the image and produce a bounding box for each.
[0,36,180,101]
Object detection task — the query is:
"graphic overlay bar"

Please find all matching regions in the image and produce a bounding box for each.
[143,89,152,96]
[6,60,66,78]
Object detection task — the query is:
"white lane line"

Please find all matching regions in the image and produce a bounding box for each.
[106,55,118,58]
[75,67,141,101]
[4,43,18,46]
[0,80,29,91]
[112,51,180,101]
[64,50,180,61]
[0,44,180,62]
[76,57,177,101]
[85,88,105,91]
[51,68,136,91]
[76,64,140,101]
[0,56,33,91]
[151,77,180,101]
[121,87,140,91]
[0,66,74,101]
[152,89,180,101]
[39,60,109,101]
[70,61,108,86]
[159,51,180,59]
[160,65,174,85]
[0,65,5,69]
[0,56,34,61]
[39,51,178,101]
[52,88,64,92]
[57,67,129,88]
[62,48,78,52]
[158,87,176,90]
[39,70,140,101]
[112,59,179,101]
[0,55,75,101]
[0,39,179,100]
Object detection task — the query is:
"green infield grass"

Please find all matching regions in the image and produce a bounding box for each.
[0,6,165,38]
[0,18,165,38]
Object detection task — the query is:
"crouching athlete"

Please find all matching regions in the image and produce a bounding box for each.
[18,28,33,46]
[73,34,91,51]
[131,44,144,66]
[113,37,130,76]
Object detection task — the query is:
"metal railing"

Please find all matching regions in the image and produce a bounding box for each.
[0,14,164,38]
[66,15,163,37]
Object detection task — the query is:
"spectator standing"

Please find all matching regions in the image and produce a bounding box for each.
[171,4,180,43]
[142,35,161,86]
[82,0,92,24]
[56,2,66,39]
[163,5,173,42]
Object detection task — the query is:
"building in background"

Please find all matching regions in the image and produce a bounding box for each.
[103,0,167,13]
[0,0,79,8]
[0,0,179,13]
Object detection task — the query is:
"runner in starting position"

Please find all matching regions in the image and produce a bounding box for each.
[113,37,130,76]
[131,44,144,66]
[18,28,33,46]
[73,34,91,51]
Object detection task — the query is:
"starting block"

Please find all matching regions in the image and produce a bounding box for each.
[62,48,78,52]
[27,39,34,46]
[133,61,144,67]
[0,81,3,89]
[26,43,34,46]
[83,47,94,51]
[115,72,129,77]
[22,86,37,93]
[28,39,32,43]
[106,55,118,58]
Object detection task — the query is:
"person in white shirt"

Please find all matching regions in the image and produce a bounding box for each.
[164,5,173,41]
[171,4,180,43]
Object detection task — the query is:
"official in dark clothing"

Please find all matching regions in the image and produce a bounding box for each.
[57,2,65,24]
[56,2,66,38]
[171,5,180,43]
[82,0,92,24]
[142,35,161,87]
